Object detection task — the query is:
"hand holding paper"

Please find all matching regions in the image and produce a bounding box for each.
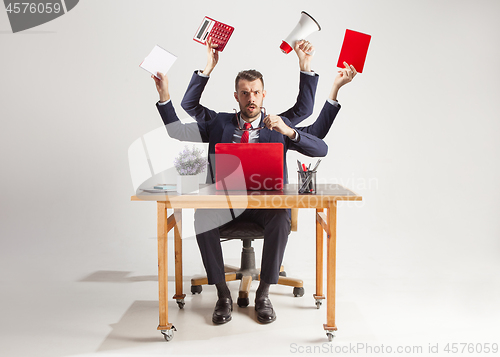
[152,72,170,103]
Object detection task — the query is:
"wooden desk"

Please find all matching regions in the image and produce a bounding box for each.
[132,183,361,341]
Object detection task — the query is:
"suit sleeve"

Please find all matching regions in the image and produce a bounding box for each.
[281,116,328,157]
[278,72,319,126]
[297,101,341,139]
[156,101,209,143]
[180,71,218,122]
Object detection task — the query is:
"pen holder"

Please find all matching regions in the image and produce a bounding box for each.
[298,170,317,194]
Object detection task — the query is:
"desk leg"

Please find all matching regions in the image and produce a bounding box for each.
[173,209,186,307]
[314,209,325,308]
[157,202,173,333]
[323,200,338,339]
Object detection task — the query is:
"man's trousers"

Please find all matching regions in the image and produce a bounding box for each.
[194,208,291,285]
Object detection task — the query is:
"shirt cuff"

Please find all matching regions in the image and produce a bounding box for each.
[290,129,300,142]
[196,70,209,78]
[300,70,316,76]
[158,99,171,106]
[326,98,340,107]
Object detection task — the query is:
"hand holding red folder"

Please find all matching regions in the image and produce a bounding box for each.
[328,61,358,103]
[335,61,358,87]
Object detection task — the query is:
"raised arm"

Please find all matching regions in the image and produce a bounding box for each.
[329,61,357,103]
[180,39,219,121]
[298,62,357,139]
[278,40,319,126]
[201,38,219,76]
[152,72,209,143]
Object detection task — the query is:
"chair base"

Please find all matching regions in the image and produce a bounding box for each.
[191,264,304,307]
[191,242,304,306]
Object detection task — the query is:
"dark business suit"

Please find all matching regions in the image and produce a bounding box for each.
[181,70,343,141]
[181,71,319,126]
[156,81,327,285]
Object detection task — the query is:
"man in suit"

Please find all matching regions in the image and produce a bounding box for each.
[181,39,319,129]
[182,38,358,141]
[152,62,328,325]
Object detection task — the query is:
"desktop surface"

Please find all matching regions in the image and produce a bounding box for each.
[132,183,361,208]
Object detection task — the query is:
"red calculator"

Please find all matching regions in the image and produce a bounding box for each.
[193,16,234,52]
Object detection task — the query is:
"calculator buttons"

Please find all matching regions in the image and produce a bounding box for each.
[193,16,234,51]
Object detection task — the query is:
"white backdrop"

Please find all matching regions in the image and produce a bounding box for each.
[1,0,499,355]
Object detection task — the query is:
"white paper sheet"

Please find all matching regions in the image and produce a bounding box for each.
[140,45,177,78]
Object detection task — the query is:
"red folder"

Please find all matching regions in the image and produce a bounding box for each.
[337,29,371,73]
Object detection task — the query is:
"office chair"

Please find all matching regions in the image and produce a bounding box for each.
[190,208,305,307]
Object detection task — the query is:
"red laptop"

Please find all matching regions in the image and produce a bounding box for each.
[215,143,284,191]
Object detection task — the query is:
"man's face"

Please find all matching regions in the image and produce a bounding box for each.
[234,79,266,122]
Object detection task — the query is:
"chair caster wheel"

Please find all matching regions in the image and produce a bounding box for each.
[191,285,202,294]
[315,300,322,309]
[279,271,287,277]
[237,297,249,308]
[161,327,176,342]
[326,332,335,342]
[176,299,185,309]
[293,287,305,297]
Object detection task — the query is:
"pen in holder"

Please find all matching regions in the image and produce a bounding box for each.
[298,170,317,194]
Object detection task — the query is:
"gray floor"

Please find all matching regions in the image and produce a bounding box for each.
[2,247,499,357]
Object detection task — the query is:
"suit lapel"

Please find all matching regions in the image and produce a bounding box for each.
[221,112,238,143]
[258,112,271,143]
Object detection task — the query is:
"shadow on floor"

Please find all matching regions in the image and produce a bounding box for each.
[97,300,165,351]
[96,298,230,352]
[78,270,191,283]
[96,292,300,352]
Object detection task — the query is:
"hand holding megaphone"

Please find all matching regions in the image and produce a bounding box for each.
[295,40,315,56]
[294,40,315,72]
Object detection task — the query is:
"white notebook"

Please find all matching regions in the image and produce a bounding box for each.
[140,45,177,78]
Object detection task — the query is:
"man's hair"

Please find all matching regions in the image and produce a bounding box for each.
[234,70,264,91]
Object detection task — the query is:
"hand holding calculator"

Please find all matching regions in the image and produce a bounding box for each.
[193,16,234,52]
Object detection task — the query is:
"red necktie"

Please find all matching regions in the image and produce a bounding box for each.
[240,123,252,143]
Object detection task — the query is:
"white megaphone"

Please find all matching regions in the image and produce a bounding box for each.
[280,11,321,54]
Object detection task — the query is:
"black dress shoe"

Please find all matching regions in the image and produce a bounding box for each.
[212,297,233,324]
[255,296,276,324]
